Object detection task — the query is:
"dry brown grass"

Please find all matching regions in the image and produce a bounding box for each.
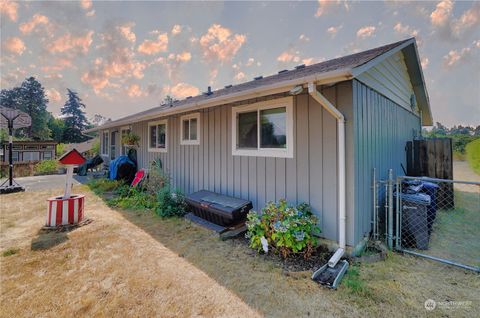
[1,184,479,317]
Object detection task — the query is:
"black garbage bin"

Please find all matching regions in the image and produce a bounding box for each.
[399,192,431,250]
[421,181,440,235]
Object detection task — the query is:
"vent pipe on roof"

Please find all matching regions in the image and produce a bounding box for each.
[308,82,346,268]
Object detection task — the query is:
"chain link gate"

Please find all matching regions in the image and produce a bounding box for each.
[373,169,480,272]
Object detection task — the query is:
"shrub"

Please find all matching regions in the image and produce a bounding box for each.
[246,200,320,259]
[56,143,66,157]
[121,131,140,147]
[466,138,480,175]
[155,187,187,217]
[144,159,169,195]
[109,187,157,210]
[34,160,59,175]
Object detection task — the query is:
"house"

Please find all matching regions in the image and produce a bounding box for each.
[64,138,98,157]
[86,38,432,253]
[1,140,57,162]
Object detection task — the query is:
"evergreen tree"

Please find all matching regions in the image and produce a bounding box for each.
[47,114,65,143]
[61,89,89,143]
[0,77,50,140]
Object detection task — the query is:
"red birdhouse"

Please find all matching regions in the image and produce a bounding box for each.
[58,149,86,165]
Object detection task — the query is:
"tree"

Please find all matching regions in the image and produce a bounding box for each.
[0,77,50,140]
[61,89,89,143]
[47,115,65,143]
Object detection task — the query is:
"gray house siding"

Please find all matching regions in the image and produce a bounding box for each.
[352,79,421,244]
[101,82,355,245]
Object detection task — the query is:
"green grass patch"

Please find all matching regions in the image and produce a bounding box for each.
[342,265,371,297]
[2,248,19,257]
[87,178,123,195]
[466,138,480,175]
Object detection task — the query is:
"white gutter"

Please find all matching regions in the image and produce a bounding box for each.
[86,69,352,133]
[307,82,346,268]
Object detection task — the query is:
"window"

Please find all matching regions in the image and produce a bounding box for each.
[120,126,131,155]
[102,131,109,156]
[148,119,168,152]
[23,151,40,161]
[110,131,117,160]
[180,113,200,145]
[232,97,293,158]
[12,151,19,162]
[43,151,52,160]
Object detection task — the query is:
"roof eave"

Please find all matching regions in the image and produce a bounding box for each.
[85,68,353,132]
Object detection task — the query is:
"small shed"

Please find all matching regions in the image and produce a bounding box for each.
[1,140,57,162]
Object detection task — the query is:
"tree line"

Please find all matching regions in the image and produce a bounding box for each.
[0,77,106,144]
[423,122,480,155]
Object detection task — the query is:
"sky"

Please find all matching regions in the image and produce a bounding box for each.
[0,0,479,127]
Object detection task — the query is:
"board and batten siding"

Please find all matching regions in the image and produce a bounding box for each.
[356,51,417,114]
[352,79,421,244]
[101,82,355,244]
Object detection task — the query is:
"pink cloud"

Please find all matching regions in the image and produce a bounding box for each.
[46,88,62,102]
[430,0,453,26]
[81,70,111,94]
[138,32,168,55]
[356,26,376,39]
[326,25,341,38]
[421,57,429,69]
[170,82,200,98]
[171,24,182,35]
[453,3,480,36]
[117,22,136,43]
[315,0,349,18]
[0,0,18,22]
[443,47,472,67]
[19,14,51,35]
[299,34,310,42]
[126,84,144,97]
[234,72,245,81]
[47,31,94,54]
[80,0,92,10]
[277,50,300,63]
[199,24,246,63]
[4,37,26,55]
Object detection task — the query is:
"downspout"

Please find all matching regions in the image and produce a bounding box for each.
[307,82,346,268]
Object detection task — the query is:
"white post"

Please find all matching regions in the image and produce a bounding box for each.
[64,165,74,199]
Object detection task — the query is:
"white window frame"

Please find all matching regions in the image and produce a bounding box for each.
[120,126,131,155]
[148,119,168,153]
[231,96,294,158]
[180,113,201,145]
[101,130,109,157]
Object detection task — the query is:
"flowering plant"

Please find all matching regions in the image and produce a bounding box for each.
[246,200,320,259]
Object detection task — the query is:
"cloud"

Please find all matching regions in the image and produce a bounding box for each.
[173,51,191,62]
[326,25,341,38]
[245,58,255,66]
[47,31,94,54]
[138,32,168,55]
[430,0,453,27]
[46,88,62,102]
[393,23,419,37]
[0,0,18,22]
[277,50,301,63]
[299,34,310,42]
[199,24,246,63]
[3,37,26,55]
[86,10,95,17]
[81,69,111,94]
[117,22,136,43]
[315,0,349,17]
[41,58,74,73]
[234,72,245,81]
[126,84,145,97]
[421,57,429,69]
[443,47,472,67]
[356,26,376,39]
[171,24,182,35]
[452,3,480,37]
[80,0,93,10]
[169,82,200,99]
[19,14,51,35]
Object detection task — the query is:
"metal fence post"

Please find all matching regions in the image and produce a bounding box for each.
[395,177,400,250]
[387,169,394,250]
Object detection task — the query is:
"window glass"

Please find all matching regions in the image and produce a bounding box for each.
[237,111,258,148]
[157,124,166,148]
[23,151,40,161]
[260,107,287,148]
[183,120,190,141]
[12,151,19,161]
[149,126,157,148]
[190,118,197,140]
[43,151,52,160]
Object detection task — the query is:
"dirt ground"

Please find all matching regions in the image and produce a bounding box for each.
[1,183,479,317]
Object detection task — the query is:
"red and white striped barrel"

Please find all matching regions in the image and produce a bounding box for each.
[46,195,85,227]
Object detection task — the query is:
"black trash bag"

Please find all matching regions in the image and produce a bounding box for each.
[116,161,136,184]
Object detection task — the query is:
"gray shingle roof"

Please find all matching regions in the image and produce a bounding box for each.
[93,38,412,129]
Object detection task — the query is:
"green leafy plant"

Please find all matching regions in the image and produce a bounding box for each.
[155,187,187,217]
[144,160,169,195]
[34,160,59,175]
[121,131,140,147]
[109,187,157,210]
[246,200,320,259]
[2,248,19,257]
[87,178,122,194]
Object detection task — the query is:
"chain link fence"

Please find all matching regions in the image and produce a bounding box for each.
[395,176,480,272]
[373,169,480,272]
